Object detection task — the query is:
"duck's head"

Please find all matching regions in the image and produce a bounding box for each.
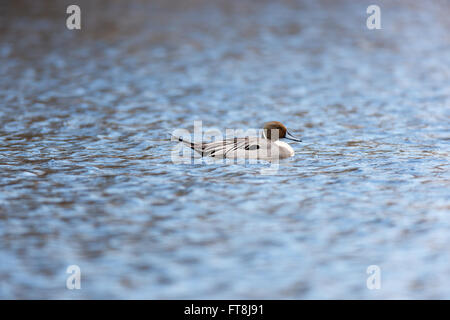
[262,121,302,142]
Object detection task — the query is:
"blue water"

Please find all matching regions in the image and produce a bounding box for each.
[0,0,449,298]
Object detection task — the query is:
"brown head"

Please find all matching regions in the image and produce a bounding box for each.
[262,121,302,142]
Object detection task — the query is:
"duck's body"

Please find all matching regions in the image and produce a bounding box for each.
[173,121,301,161]
[176,136,295,160]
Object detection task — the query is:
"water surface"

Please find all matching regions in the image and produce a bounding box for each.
[0,0,449,298]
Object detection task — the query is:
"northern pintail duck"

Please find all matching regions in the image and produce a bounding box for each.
[173,121,301,160]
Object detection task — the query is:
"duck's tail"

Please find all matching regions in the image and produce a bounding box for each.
[170,134,206,156]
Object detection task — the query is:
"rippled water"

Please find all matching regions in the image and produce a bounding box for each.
[0,0,449,299]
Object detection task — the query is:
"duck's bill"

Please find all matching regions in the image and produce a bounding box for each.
[285,130,302,142]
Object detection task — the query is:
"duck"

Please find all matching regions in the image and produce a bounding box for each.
[173,121,301,160]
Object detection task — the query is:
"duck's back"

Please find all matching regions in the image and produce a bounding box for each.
[201,137,294,160]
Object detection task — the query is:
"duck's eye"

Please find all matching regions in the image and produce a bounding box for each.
[245,145,260,150]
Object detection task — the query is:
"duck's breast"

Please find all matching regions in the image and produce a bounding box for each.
[274,140,295,159]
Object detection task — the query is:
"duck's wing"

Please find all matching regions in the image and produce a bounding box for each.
[204,137,263,158]
[174,136,263,158]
